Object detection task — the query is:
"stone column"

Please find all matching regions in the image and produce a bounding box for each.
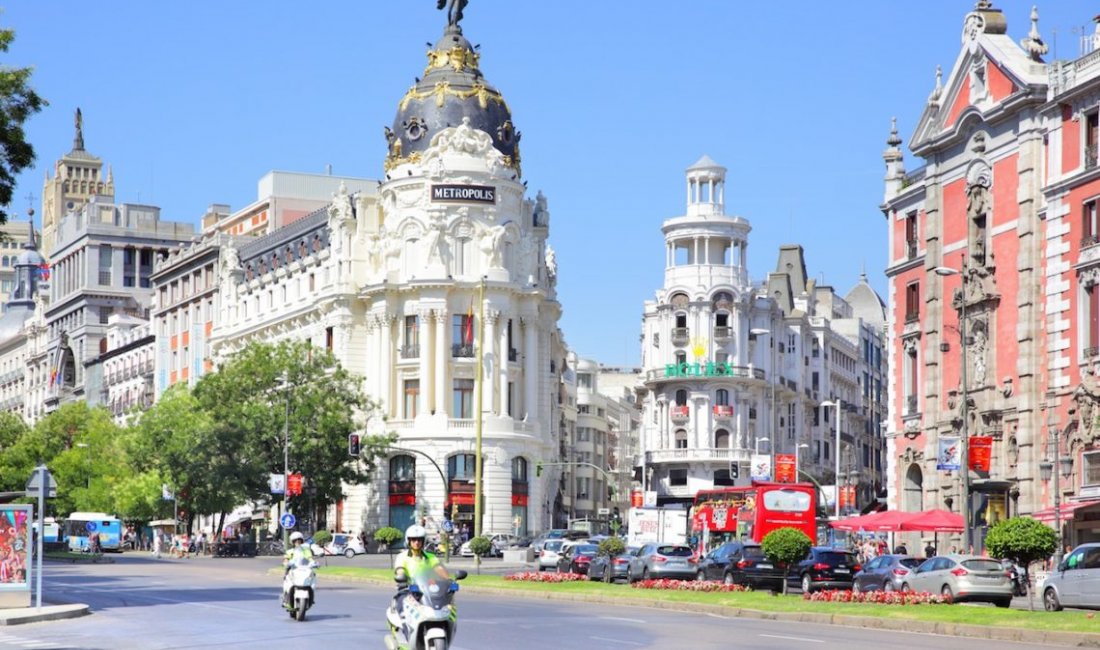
[523,315,538,422]
[417,308,432,417]
[484,310,498,415]
[434,310,448,417]
[379,314,393,419]
[498,315,510,417]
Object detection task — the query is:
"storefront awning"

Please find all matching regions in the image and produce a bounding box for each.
[1031,499,1100,523]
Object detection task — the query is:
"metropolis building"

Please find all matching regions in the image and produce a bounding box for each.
[209,13,564,536]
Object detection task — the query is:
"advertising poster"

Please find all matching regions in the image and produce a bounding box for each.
[0,506,30,595]
[774,454,797,483]
[969,436,993,472]
[937,436,961,471]
[750,454,772,481]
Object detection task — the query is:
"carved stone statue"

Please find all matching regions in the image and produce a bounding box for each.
[969,321,987,387]
[423,212,447,264]
[545,244,557,280]
[966,181,990,267]
[221,242,240,280]
[517,233,537,277]
[382,230,402,271]
[1073,362,1100,447]
[437,0,468,27]
[481,224,506,267]
[330,181,354,225]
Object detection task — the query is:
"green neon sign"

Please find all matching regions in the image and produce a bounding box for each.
[665,361,738,378]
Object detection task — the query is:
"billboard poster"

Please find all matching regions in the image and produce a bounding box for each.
[774,454,797,483]
[969,436,993,472]
[0,506,30,590]
[750,454,772,481]
[937,436,961,471]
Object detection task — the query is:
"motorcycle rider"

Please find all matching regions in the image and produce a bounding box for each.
[282,532,314,607]
[392,525,445,617]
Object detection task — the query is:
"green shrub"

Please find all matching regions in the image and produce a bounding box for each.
[468,535,492,558]
[374,527,403,547]
[598,537,626,557]
[985,516,1058,611]
[312,530,333,547]
[761,527,812,594]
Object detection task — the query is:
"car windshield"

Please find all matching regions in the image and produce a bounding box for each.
[657,545,693,557]
[574,544,599,554]
[818,552,856,564]
[544,541,563,552]
[743,546,765,559]
[898,558,922,569]
[962,559,1003,572]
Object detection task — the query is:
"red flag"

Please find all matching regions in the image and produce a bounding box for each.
[464,302,474,345]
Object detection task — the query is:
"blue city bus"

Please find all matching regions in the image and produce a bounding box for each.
[65,512,122,552]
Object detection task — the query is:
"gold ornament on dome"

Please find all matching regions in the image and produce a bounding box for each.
[398,81,508,113]
[425,46,481,74]
[383,151,422,172]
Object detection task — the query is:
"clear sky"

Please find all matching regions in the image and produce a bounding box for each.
[4,1,1092,366]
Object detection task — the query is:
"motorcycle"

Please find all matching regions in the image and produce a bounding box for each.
[1001,559,1028,597]
[385,566,467,650]
[282,556,318,622]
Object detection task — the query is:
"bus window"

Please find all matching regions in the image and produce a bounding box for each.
[763,489,811,513]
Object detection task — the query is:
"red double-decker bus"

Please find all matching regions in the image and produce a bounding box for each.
[691,481,817,546]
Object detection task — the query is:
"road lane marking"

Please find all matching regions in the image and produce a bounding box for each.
[599,616,647,624]
[589,636,644,647]
[759,634,824,644]
[49,581,258,614]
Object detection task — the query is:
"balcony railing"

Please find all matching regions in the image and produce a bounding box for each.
[400,344,419,359]
[713,405,734,419]
[451,344,474,358]
[647,448,747,464]
[1083,235,1100,250]
[906,240,918,259]
[905,312,920,323]
[671,327,689,344]
[670,405,690,422]
[905,395,919,416]
[713,326,732,341]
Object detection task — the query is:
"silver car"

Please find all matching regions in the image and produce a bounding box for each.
[537,539,565,571]
[1042,543,1100,611]
[626,543,696,582]
[903,554,1012,606]
[852,554,923,593]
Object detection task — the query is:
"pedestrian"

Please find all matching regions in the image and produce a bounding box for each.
[924,542,936,558]
[153,531,162,559]
[893,543,908,555]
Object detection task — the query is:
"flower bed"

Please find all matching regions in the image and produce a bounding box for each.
[803,589,951,605]
[504,571,587,582]
[631,579,749,592]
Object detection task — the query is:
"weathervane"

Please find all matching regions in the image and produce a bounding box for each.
[437,0,468,28]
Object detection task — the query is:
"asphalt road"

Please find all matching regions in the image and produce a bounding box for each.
[0,554,1071,650]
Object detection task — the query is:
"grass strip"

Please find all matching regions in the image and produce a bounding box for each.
[317,567,1100,635]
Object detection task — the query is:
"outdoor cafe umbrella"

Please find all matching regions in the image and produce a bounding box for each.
[897,509,964,533]
[829,510,916,532]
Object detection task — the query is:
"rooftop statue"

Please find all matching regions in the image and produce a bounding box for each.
[437,0,468,28]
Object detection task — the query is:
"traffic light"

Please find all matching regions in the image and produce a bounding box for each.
[730,464,739,479]
[348,433,360,457]
[536,461,543,477]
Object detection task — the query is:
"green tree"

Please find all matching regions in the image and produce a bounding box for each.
[0,21,45,225]
[193,340,394,530]
[597,537,626,583]
[375,526,403,568]
[985,516,1057,611]
[761,527,812,595]
[468,535,492,575]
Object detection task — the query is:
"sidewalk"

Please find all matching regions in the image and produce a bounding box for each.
[0,603,89,626]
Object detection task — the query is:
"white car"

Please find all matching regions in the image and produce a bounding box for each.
[537,540,565,571]
[458,534,521,557]
[311,533,366,558]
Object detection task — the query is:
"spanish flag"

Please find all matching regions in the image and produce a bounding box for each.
[464,301,474,345]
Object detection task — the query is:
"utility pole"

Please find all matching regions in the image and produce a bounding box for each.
[473,277,486,538]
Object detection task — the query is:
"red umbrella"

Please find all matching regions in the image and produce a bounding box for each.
[898,509,964,533]
[858,510,918,532]
[829,513,874,531]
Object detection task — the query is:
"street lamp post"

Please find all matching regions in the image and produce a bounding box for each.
[751,328,777,474]
[277,372,292,546]
[934,262,973,552]
[795,443,809,483]
[822,400,843,520]
[1040,407,1073,567]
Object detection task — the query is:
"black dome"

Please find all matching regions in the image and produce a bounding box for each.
[385,25,521,175]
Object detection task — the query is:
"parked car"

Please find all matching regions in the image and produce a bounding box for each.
[309,533,366,558]
[697,541,784,590]
[788,547,860,593]
[537,539,566,571]
[902,555,1012,606]
[458,533,522,557]
[556,542,600,575]
[852,554,923,593]
[533,529,587,552]
[588,546,638,582]
[626,543,697,582]
[1042,543,1100,611]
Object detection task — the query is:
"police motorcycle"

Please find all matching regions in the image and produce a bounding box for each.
[385,565,468,650]
[282,556,318,621]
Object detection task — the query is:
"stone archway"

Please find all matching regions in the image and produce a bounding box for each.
[904,463,924,513]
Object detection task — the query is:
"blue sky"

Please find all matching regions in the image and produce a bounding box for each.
[4,1,1092,366]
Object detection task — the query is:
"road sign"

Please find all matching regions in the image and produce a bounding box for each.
[441,520,454,533]
[85,521,97,533]
[597,507,611,516]
[25,466,57,498]
[280,513,297,529]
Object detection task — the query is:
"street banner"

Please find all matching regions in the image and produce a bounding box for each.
[775,454,796,483]
[937,436,961,471]
[750,454,772,481]
[269,474,286,495]
[969,436,993,472]
[287,473,303,497]
[0,505,31,606]
[161,484,174,500]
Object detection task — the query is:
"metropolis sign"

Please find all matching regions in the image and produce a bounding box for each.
[431,184,496,204]
[665,361,741,378]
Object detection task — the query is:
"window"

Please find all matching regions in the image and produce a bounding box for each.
[675,389,687,406]
[674,429,687,449]
[713,469,734,486]
[905,282,920,322]
[507,381,514,416]
[716,389,729,406]
[715,312,729,327]
[675,351,686,366]
[577,373,592,389]
[404,315,419,356]
[454,236,472,276]
[714,429,730,448]
[905,211,918,258]
[1086,284,1099,354]
[390,455,415,481]
[1086,200,1100,247]
[669,469,687,486]
[1087,111,1099,170]
[512,457,528,482]
[1084,450,1100,486]
[675,313,687,328]
[452,314,474,354]
[325,326,334,351]
[99,245,112,286]
[763,489,811,512]
[404,379,419,418]
[448,453,476,480]
[577,427,591,442]
[453,378,475,418]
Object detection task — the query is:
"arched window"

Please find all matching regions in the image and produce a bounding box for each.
[675,352,686,366]
[715,389,729,406]
[511,457,528,482]
[390,455,416,482]
[714,429,731,448]
[904,464,924,512]
[674,429,688,449]
[448,453,476,480]
[675,389,687,406]
[675,313,687,328]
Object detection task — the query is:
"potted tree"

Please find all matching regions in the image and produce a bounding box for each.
[761,527,812,595]
[984,516,1057,611]
[374,527,403,569]
[468,536,492,575]
[597,537,626,583]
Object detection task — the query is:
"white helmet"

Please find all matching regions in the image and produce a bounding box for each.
[289,532,305,543]
[405,525,427,544]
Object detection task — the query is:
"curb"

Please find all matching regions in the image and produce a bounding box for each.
[312,571,1100,648]
[0,604,90,626]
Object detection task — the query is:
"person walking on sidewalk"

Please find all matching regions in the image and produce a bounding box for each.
[152,531,162,559]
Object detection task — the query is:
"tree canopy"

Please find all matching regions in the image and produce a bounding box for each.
[0,22,45,225]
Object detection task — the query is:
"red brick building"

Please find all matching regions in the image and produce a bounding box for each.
[883,3,1100,548]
